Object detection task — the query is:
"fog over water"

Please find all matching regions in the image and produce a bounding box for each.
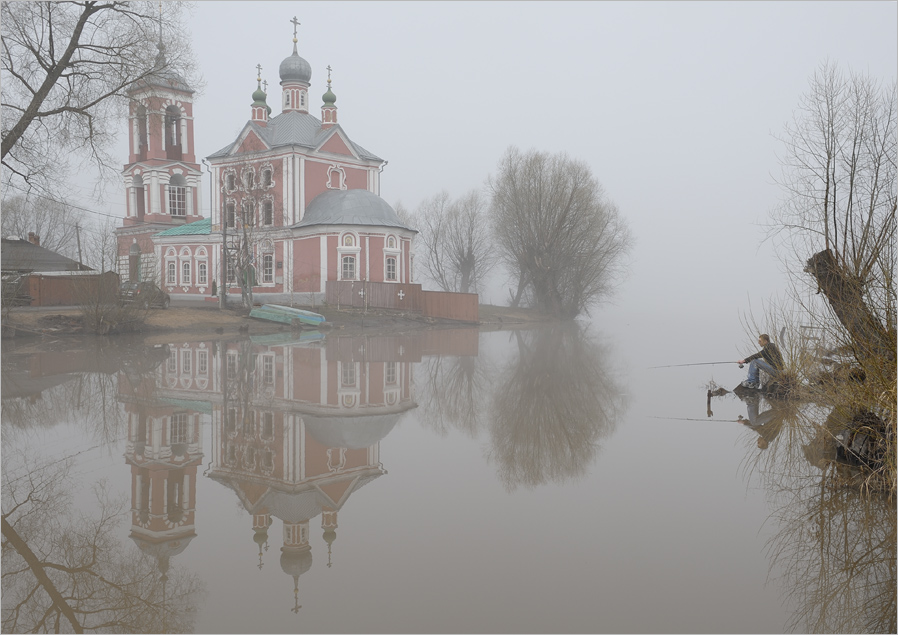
[3,2,896,633]
[3,324,894,633]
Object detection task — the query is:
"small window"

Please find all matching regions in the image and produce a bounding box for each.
[227,261,236,284]
[386,256,397,281]
[226,202,236,228]
[261,412,274,440]
[387,236,396,249]
[300,92,305,107]
[262,169,272,187]
[198,350,208,375]
[285,92,291,107]
[181,350,191,374]
[168,349,178,373]
[385,361,397,385]
[262,200,273,225]
[197,262,207,286]
[262,254,274,284]
[225,173,236,192]
[242,201,254,226]
[167,262,176,284]
[181,261,191,285]
[169,186,186,216]
[342,255,355,280]
[343,234,354,247]
[244,170,254,190]
[341,364,356,388]
[227,353,238,379]
[262,356,274,384]
[171,413,188,444]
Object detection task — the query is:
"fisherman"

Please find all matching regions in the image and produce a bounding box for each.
[738,334,783,389]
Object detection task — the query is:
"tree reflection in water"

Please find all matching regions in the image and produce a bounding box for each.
[418,353,493,439]
[488,325,627,491]
[738,399,896,633]
[1,456,203,633]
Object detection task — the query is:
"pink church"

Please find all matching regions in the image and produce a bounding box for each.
[116,21,416,303]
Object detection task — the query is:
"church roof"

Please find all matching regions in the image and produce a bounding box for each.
[294,189,416,232]
[206,112,381,162]
[154,218,211,237]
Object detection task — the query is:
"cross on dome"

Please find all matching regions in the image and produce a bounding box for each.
[290,16,300,50]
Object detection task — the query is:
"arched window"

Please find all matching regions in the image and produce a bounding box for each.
[165,105,182,160]
[167,261,176,285]
[197,261,207,286]
[225,172,237,193]
[181,261,191,285]
[285,92,291,108]
[243,169,254,190]
[343,234,355,247]
[225,201,236,228]
[261,168,272,188]
[385,256,397,281]
[242,200,254,226]
[168,174,187,216]
[135,104,148,160]
[132,174,145,220]
[262,254,274,284]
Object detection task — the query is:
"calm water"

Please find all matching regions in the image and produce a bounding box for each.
[2,320,894,633]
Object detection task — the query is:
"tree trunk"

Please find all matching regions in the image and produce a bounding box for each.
[805,249,895,363]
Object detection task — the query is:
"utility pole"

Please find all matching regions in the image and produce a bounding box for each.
[75,223,83,265]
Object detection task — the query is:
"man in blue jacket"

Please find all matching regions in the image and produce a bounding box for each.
[738,334,784,389]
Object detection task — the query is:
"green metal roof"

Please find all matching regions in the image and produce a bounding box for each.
[154,218,211,237]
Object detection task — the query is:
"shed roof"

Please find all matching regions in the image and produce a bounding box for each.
[1,238,90,273]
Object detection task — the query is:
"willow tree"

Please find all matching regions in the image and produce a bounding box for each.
[771,62,896,371]
[488,147,632,318]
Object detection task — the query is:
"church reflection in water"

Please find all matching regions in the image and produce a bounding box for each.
[117,329,478,612]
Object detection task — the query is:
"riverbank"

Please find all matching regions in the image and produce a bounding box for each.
[2,303,554,343]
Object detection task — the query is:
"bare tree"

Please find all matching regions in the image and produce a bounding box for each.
[488,147,633,318]
[770,62,896,363]
[414,189,495,294]
[1,1,199,198]
[0,194,84,258]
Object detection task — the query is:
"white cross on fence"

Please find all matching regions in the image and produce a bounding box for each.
[358,289,365,297]
[397,290,405,300]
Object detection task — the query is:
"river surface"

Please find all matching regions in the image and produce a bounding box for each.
[2,314,895,633]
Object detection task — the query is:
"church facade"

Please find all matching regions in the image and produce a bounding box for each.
[116,22,416,303]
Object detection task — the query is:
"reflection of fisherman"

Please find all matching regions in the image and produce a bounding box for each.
[738,334,783,389]
[739,395,786,449]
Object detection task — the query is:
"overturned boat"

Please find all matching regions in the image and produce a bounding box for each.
[249,304,327,328]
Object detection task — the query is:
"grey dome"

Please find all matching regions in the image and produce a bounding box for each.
[280,548,312,577]
[295,189,415,231]
[279,50,312,84]
[304,413,401,450]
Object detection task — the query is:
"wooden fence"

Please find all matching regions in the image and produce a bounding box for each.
[325,281,479,323]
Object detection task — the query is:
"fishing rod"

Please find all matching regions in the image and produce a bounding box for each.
[648,361,744,369]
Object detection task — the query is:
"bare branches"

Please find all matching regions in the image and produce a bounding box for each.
[771,62,896,322]
[414,189,496,294]
[1,1,199,197]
